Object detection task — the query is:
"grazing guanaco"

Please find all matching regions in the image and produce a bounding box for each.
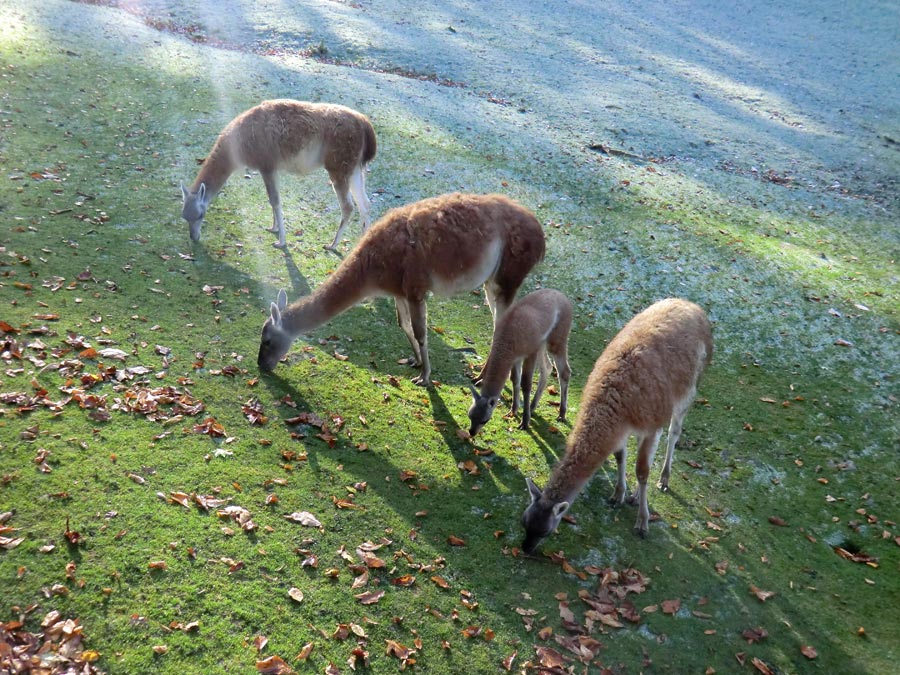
[257,193,546,385]
[521,298,712,553]
[467,288,572,435]
[180,99,376,249]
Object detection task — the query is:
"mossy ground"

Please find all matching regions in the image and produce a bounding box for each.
[1,1,897,674]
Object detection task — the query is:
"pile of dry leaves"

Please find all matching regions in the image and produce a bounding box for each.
[0,610,104,674]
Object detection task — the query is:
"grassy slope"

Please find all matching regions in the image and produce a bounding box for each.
[1,2,898,674]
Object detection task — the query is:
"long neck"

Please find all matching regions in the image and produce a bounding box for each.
[192,132,237,195]
[478,340,517,396]
[544,402,625,503]
[281,252,374,337]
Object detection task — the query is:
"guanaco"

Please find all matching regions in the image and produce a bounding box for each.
[467,288,572,435]
[180,99,376,249]
[521,298,712,553]
[257,193,546,385]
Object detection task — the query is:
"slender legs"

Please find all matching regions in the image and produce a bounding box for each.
[396,298,430,386]
[261,171,286,248]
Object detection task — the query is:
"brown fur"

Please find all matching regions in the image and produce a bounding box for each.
[257,193,546,384]
[182,99,376,249]
[522,298,712,552]
[468,289,572,434]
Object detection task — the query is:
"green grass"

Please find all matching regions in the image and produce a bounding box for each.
[1,2,898,674]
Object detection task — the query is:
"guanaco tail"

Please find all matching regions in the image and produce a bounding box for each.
[181,99,376,249]
[468,288,572,435]
[257,193,546,385]
[521,298,712,553]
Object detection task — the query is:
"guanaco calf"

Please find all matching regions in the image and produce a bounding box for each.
[468,288,572,435]
[257,193,546,385]
[181,99,376,249]
[521,298,712,553]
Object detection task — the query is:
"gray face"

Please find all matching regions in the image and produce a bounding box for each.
[467,395,499,436]
[181,184,208,241]
[521,479,569,554]
[257,318,292,373]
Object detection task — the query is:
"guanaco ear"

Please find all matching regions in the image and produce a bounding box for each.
[468,382,479,400]
[269,300,283,327]
[552,501,570,519]
[197,182,207,202]
[180,182,189,200]
[526,477,543,503]
[276,289,288,312]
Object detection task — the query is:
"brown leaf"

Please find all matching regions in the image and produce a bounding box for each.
[355,590,385,605]
[256,655,292,674]
[800,645,818,659]
[742,627,769,644]
[768,516,788,527]
[296,643,313,660]
[749,585,776,602]
[430,575,450,589]
[501,650,518,671]
[751,657,775,675]
[288,587,304,603]
[391,575,416,587]
[447,535,466,546]
[661,598,681,615]
[385,639,413,660]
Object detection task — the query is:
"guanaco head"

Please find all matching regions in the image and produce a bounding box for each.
[521,477,570,555]
[258,290,292,373]
[467,383,500,436]
[181,182,210,242]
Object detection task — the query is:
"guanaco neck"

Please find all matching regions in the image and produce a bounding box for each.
[192,132,237,195]
[544,401,626,504]
[479,340,519,396]
[281,251,376,338]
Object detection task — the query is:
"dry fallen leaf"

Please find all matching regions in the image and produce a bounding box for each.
[283,512,322,528]
[800,645,818,659]
[256,655,292,674]
[355,590,385,605]
[749,585,776,602]
[288,587,304,603]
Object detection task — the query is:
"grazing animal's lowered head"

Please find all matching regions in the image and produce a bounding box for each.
[257,289,293,373]
[521,477,570,555]
[467,383,501,436]
[181,182,210,242]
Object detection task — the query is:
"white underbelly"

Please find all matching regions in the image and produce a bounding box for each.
[430,237,502,297]
[280,142,324,175]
